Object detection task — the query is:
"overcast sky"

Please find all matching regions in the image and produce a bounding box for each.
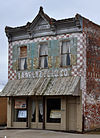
[0,0,100,83]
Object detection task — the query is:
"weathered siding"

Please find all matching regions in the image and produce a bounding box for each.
[0,98,7,125]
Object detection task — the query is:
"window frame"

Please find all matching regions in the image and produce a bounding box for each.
[46,98,61,123]
[60,40,71,67]
[38,100,43,122]
[18,46,27,71]
[13,98,28,122]
[38,42,48,69]
[31,99,36,122]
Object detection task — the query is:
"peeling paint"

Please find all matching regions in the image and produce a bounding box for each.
[83,18,100,131]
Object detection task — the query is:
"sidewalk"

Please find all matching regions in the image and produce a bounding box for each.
[0,126,7,130]
[0,129,100,138]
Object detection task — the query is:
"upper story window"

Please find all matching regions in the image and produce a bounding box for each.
[39,43,48,69]
[18,46,27,70]
[61,40,71,67]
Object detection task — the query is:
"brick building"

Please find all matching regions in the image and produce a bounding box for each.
[0,7,100,132]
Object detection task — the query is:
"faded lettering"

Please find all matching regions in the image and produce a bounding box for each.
[17,68,71,79]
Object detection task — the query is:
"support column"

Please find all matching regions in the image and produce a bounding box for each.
[28,97,31,128]
[26,97,28,127]
[7,97,12,128]
[61,96,67,130]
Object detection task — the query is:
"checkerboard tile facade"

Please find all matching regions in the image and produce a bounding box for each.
[8,32,87,96]
[8,43,16,80]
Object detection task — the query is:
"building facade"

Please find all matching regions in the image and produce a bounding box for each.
[0,7,100,132]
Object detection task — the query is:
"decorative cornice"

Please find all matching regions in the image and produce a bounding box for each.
[5,7,83,42]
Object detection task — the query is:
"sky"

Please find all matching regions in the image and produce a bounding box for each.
[0,0,100,85]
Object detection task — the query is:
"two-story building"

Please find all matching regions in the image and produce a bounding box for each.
[0,7,100,132]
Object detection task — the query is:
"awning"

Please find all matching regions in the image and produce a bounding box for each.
[0,76,80,97]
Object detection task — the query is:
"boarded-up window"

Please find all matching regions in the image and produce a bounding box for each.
[39,43,48,68]
[20,47,27,57]
[18,46,27,70]
[61,41,71,66]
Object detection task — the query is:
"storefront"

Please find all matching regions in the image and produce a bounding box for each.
[1,76,82,132]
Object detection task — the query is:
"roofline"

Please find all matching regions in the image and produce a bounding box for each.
[5,8,100,36]
[5,7,79,34]
[6,7,100,42]
[76,13,100,28]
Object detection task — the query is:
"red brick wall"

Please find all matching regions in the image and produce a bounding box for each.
[83,18,100,130]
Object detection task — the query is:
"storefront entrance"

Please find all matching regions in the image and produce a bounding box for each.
[8,96,82,131]
[12,97,62,129]
[11,97,63,129]
[30,97,43,129]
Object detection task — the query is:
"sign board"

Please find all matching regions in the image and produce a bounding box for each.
[18,110,27,118]
[15,99,26,109]
[50,110,61,119]
[17,68,71,79]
